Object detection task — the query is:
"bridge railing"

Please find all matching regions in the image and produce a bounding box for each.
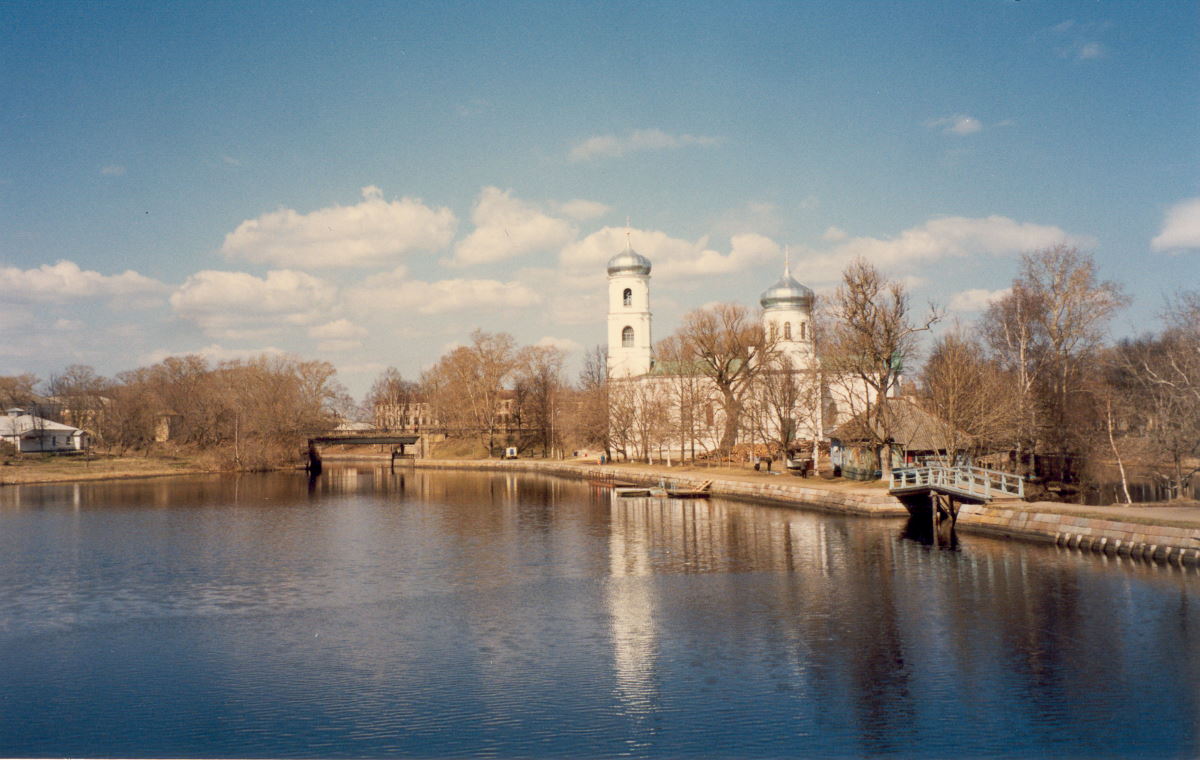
[889,465,1024,500]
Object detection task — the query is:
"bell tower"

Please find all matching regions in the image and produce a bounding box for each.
[759,249,815,371]
[606,233,652,378]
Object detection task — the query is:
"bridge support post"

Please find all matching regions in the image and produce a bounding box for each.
[307,441,322,475]
[930,492,959,545]
[931,492,939,545]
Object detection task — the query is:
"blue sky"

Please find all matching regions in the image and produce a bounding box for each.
[2,0,1197,398]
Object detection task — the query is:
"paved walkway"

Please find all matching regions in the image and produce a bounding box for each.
[1010,499,1200,529]
[587,461,886,493]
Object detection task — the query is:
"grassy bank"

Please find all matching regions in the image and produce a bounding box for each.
[0,453,215,486]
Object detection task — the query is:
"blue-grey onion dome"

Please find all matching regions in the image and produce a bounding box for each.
[607,248,652,276]
[760,273,814,309]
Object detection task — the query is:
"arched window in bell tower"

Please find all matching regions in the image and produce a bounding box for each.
[800,322,806,339]
[622,288,632,307]
[783,322,792,340]
[622,326,635,347]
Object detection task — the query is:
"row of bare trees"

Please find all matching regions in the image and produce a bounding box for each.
[363,258,936,469]
[366,330,578,458]
[8,245,1190,497]
[3,355,351,469]
[920,245,1199,500]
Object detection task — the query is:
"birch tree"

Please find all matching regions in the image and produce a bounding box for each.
[824,257,940,478]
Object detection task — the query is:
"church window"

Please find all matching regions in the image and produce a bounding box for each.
[622,288,632,307]
[622,326,635,347]
[800,322,806,339]
[705,403,714,428]
[769,322,777,340]
[784,322,792,340]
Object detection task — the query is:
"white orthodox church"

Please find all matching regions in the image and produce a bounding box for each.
[604,237,877,462]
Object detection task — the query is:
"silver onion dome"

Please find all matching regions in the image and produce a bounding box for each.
[760,271,814,309]
[607,246,652,276]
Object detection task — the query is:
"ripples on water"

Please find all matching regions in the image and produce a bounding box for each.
[0,466,1196,758]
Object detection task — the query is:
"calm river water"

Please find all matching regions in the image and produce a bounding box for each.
[1,466,1197,758]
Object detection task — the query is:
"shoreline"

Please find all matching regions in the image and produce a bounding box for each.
[401,458,1200,569]
[6,454,1198,569]
[403,457,907,517]
[0,456,216,486]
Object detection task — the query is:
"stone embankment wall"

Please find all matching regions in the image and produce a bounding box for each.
[958,502,1200,568]
[410,459,908,517]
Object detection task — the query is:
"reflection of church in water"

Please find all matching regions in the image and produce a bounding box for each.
[604,237,873,460]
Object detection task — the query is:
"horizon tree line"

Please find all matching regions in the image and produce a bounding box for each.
[3,247,1196,500]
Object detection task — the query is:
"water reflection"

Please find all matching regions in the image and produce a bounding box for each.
[0,466,1196,758]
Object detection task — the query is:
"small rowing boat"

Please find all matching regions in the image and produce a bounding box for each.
[614,486,663,497]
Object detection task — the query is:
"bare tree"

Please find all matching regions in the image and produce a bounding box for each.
[423,329,517,454]
[572,345,610,458]
[100,367,159,454]
[0,373,40,410]
[674,302,776,459]
[655,334,707,462]
[1110,292,1200,498]
[756,356,822,464]
[606,377,639,461]
[639,377,675,463]
[367,367,421,430]
[47,364,109,437]
[514,344,567,457]
[920,328,1019,462]
[982,283,1044,474]
[1021,246,1127,471]
[824,257,941,478]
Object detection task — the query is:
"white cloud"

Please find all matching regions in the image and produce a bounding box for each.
[220,186,457,269]
[100,164,126,176]
[308,319,367,340]
[712,201,783,237]
[0,306,33,330]
[510,265,604,326]
[559,226,778,282]
[822,226,848,242]
[316,339,362,353]
[568,128,720,162]
[681,233,780,278]
[793,215,1088,283]
[336,361,388,377]
[1151,197,1200,252]
[53,319,84,331]
[140,343,287,366]
[927,115,983,136]
[171,269,336,338]
[535,335,582,354]
[949,287,1011,312]
[349,266,540,315]
[556,199,611,221]
[1039,19,1109,61]
[448,187,577,268]
[0,260,166,304]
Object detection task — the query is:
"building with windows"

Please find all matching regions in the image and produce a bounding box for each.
[604,240,886,463]
[0,408,88,453]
